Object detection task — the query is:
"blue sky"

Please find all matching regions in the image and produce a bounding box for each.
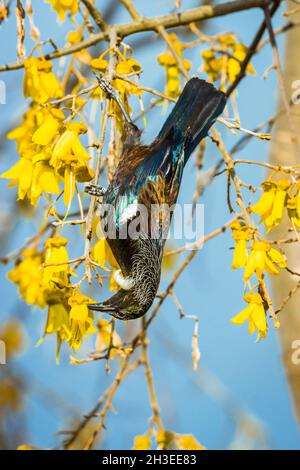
[0,0,299,450]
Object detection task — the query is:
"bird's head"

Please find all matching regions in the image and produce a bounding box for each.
[89,240,163,320]
[88,288,152,320]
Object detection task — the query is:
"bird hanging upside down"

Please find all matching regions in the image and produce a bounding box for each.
[86,76,226,320]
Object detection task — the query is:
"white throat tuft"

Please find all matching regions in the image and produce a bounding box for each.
[114,269,134,291]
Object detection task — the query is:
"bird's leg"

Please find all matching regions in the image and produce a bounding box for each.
[96,74,133,125]
[85,183,106,199]
[95,74,141,147]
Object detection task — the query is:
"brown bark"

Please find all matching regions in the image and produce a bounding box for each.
[268,2,300,422]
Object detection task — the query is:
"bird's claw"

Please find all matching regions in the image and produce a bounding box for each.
[95,74,133,125]
[96,74,117,100]
[85,183,106,198]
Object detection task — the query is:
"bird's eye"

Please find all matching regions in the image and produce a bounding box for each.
[117,309,127,320]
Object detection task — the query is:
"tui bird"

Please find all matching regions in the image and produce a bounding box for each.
[86,76,226,320]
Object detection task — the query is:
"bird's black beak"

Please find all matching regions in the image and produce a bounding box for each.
[88,303,129,320]
[88,302,114,312]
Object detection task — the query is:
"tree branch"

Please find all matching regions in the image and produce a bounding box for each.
[0,0,274,72]
[80,0,107,31]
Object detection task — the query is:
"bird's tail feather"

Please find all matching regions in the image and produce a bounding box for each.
[157,77,226,161]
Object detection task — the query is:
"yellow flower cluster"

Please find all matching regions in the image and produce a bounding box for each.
[42,237,97,353]
[243,241,286,281]
[157,33,191,98]
[157,430,204,451]
[47,0,79,21]
[202,33,255,87]
[50,121,94,205]
[8,237,97,354]
[231,292,267,339]
[231,177,300,338]
[2,107,61,205]
[1,58,93,206]
[231,221,251,270]
[95,319,123,358]
[23,57,63,104]
[8,248,46,308]
[70,318,126,365]
[231,222,286,280]
[133,430,204,451]
[231,176,300,338]
[68,293,97,350]
[251,179,300,231]
[230,221,286,338]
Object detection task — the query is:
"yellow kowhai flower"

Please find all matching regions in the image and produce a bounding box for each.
[243,241,286,281]
[1,156,60,206]
[90,56,108,73]
[23,57,63,103]
[175,434,204,451]
[50,122,94,205]
[91,53,143,116]
[92,238,120,290]
[8,249,46,309]
[32,108,64,146]
[43,236,71,287]
[132,435,151,451]
[1,157,34,201]
[0,377,22,411]
[30,160,61,206]
[230,221,251,269]
[67,30,83,45]
[95,319,124,358]
[227,43,255,84]
[113,58,143,116]
[202,49,223,83]
[287,197,300,229]
[1,106,64,205]
[109,269,120,292]
[6,106,63,159]
[17,445,35,451]
[231,292,267,338]
[7,107,37,156]
[68,293,97,350]
[47,0,78,21]
[158,33,191,98]
[67,30,91,64]
[251,180,290,231]
[116,58,142,76]
[39,277,73,358]
[156,430,204,451]
[218,33,236,48]
[202,34,255,87]
[92,237,119,271]
[0,320,24,359]
[161,241,179,273]
[44,302,71,351]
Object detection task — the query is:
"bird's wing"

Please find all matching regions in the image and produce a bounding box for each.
[102,136,183,276]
